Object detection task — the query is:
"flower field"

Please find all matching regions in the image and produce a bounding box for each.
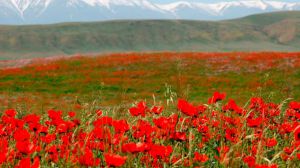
[1,92,300,167]
[1,52,300,167]
[1,52,300,112]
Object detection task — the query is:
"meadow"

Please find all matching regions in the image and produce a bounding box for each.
[0,52,300,167]
[0,52,300,112]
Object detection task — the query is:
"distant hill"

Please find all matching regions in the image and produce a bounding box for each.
[0,11,299,60]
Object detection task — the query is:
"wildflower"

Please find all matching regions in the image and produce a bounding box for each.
[15,157,40,168]
[208,92,226,104]
[68,111,76,118]
[249,97,264,109]
[177,99,198,116]
[113,119,130,133]
[22,114,40,124]
[0,139,8,164]
[121,142,149,153]
[171,132,187,141]
[132,119,153,140]
[225,128,239,143]
[280,122,294,134]
[5,109,17,118]
[217,145,230,152]
[295,127,300,141]
[243,156,256,167]
[41,134,56,143]
[56,122,68,134]
[93,116,113,127]
[129,101,147,117]
[289,101,300,111]
[96,109,103,116]
[13,129,30,142]
[16,141,35,155]
[222,99,244,115]
[48,110,62,121]
[255,164,278,168]
[104,153,127,167]
[266,138,277,147]
[15,157,30,168]
[194,152,208,163]
[151,106,163,115]
[247,117,263,128]
[79,148,100,167]
[149,144,173,159]
[283,146,294,155]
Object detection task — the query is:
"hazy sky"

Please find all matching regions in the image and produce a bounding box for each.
[151,0,300,3]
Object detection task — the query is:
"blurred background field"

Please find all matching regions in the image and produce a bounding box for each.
[0,52,299,113]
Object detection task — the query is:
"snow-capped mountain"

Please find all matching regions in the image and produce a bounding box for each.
[0,0,299,24]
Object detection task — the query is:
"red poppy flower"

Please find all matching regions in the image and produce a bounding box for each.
[41,134,56,143]
[217,146,230,154]
[32,156,40,168]
[113,119,130,133]
[129,101,148,117]
[122,142,149,153]
[222,99,244,115]
[5,109,17,118]
[151,106,163,115]
[22,114,40,124]
[294,126,300,141]
[266,138,277,147]
[243,156,256,167]
[177,99,198,116]
[93,116,113,127]
[56,122,68,134]
[208,92,226,104]
[13,129,30,142]
[153,114,178,131]
[91,127,111,141]
[194,152,208,163]
[132,119,153,139]
[15,157,30,168]
[46,145,59,163]
[96,109,103,116]
[280,122,294,134]
[79,148,100,167]
[68,111,76,118]
[104,153,127,167]
[149,144,173,159]
[197,126,209,137]
[0,139,8,164]
[225,128,239,143]
[255,164,278,168]
[153,117,171,130]
[15,157,40,168]
[284,146,294,155]
[16,141,35,154]
[197,105,207,114]
[48,110,62,121]
[289,101,300,111]
[171,132,187,141]
[247,117,263,128]
[249,97,264,109]
[0,153,6,165]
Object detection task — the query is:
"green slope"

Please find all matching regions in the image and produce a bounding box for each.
[0,11,299,60]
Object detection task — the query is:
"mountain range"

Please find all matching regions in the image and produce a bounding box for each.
[0,11,299,60]
[0,0,300,24]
